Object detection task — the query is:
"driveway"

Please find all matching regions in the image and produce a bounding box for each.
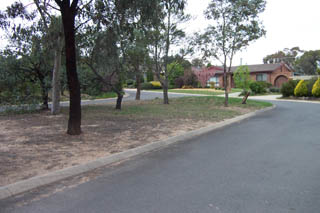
[1,99,320,213]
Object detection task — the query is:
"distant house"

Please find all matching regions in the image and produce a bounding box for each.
[194,63,294,89]
[193,66,223,88]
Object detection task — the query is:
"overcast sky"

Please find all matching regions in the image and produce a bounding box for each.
[186,0,320,65]
[1,0,320,66]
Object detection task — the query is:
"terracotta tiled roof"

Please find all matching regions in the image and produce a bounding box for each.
[215,63,293,74]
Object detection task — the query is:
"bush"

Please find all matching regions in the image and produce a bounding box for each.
[168,62,184,86]
[269,87,280,93]
[249,81,267,94]
[183,70,199,87]
[312,78,320,97]
[294,80,308,97]
[141,82,153,90]
[306,77,318,96]
[259,81,272,89]
[174,77,184,88]
[126,79,135,86]
[182,85,193,89]
[209,82,215,89]
[150,81,162,89]
[280,80,299,97]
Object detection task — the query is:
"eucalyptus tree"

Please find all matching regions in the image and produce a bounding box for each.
[149,0,190,104]
[54,0,82,135]
[34,0,65,115]
[81,0,160,108]
[126,29,150,100]
[1,2,53,109]
[198,0,266,106]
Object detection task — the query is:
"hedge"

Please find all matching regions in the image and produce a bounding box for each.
[312,78,320,97]
[280,80,299,97]
[294,80,308,97]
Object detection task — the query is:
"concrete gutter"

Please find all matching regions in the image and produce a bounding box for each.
[0,105,275,200]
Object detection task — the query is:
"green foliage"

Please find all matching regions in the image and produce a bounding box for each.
[269,87,280,93]
[263,47,302,64]
[141,82,153,90]
[233,65,251,92]
[249,81,267,94]
[294,80,308,97]
[78,66,104,96]
[146,71,154,82]
[295,50,320,75]
[312,78,320,97]
[0,54,44,106]
[280,80,299,97]
[306,77,318,96]
[168,62,184,87]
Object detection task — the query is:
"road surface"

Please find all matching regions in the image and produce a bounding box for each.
[1,98,320,212]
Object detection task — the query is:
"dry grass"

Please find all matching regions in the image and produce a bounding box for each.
[0,96,271,186]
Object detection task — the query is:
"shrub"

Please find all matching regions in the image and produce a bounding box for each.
[141,82,153,90]
[167,62,184,86]
[126,79,135,86]
[183,70,199,87]
[269,87,280,93]
[150,81,162,89]
[306,77,318,96]
[209,82,215,89]
[280,80,299,97]
[294,80,308,97]
[259,81,272,89]
[312,78,320,97]
[249,81,267,94]
[174,77,184,88]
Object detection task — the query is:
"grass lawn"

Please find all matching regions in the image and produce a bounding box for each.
[0,96,272,186]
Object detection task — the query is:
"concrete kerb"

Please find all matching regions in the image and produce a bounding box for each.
[0,105,275,200]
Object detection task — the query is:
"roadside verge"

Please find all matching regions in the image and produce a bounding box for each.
[0,105,275,200]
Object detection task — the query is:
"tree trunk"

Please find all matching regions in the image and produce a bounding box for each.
[58,0,81,135]
[224,71,228,107]
[135,74,141,100]
[115,92,123,110]
[37,73,49,110]
[51,35,63,115]
[40,86,49,110]
[242,91,250,104]
[163,83,169,104]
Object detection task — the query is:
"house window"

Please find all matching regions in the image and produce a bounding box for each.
[207,77,219,87]
[256,73,267,82]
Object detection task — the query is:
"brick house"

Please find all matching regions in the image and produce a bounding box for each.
[193,66,223,88]
[213,63,294,89]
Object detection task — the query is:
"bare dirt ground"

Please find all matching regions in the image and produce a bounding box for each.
[0,100,254,187]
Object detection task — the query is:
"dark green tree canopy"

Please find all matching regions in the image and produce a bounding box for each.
[295,50,320,75]
[263,47,303,64]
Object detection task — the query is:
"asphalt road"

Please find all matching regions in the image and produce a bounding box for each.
[2,100,320,213]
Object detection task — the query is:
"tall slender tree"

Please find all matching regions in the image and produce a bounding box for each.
[198,0,266,106]
[150,0,190,104]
